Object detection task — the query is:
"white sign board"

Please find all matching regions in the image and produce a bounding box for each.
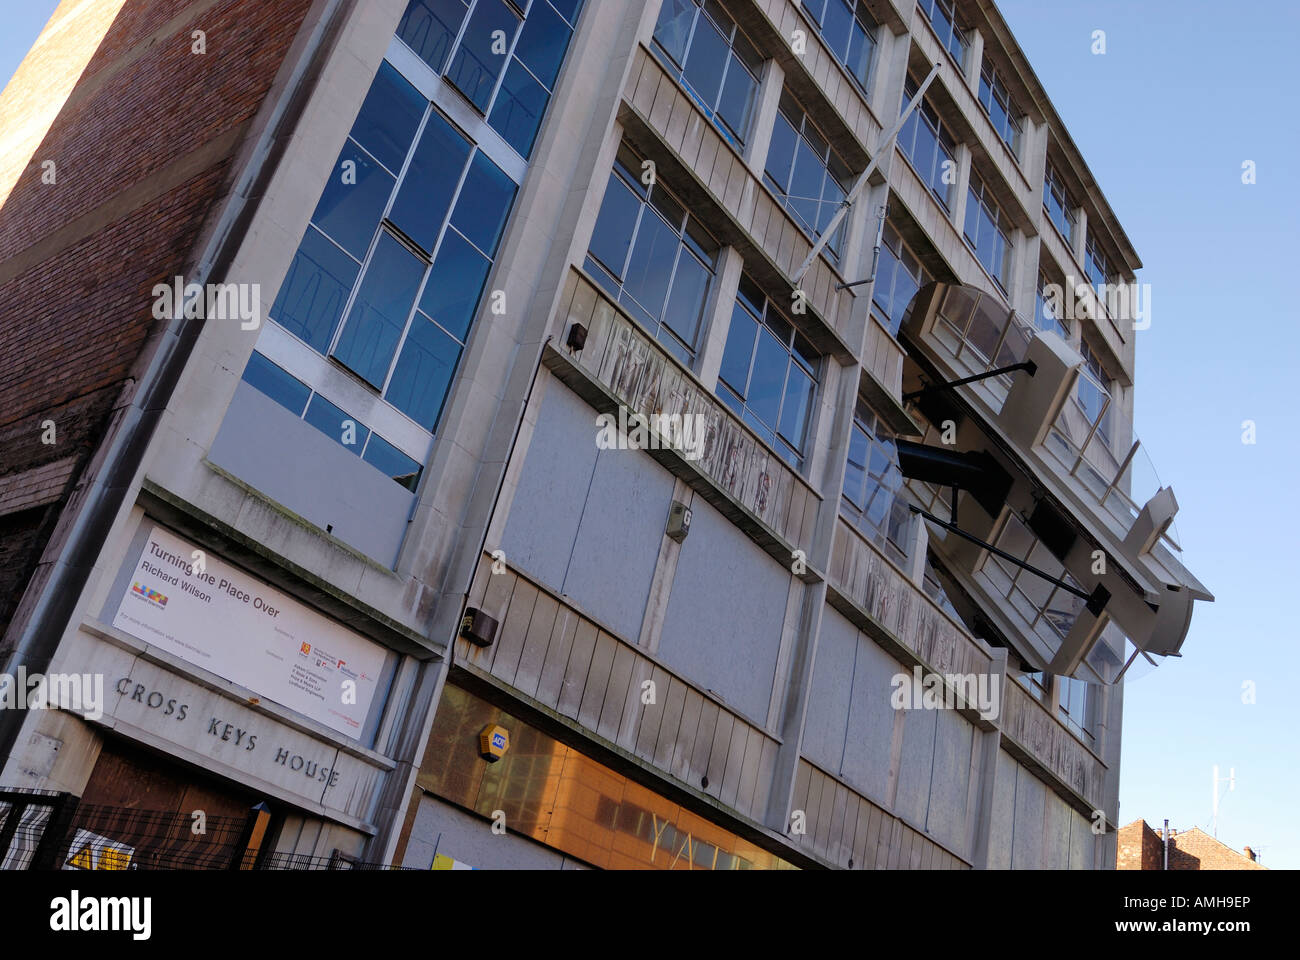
[113,525,386,738]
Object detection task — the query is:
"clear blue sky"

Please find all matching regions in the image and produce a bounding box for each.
[4,1,1296,867]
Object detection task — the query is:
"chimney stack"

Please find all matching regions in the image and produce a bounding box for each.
[1244,846,1256,862]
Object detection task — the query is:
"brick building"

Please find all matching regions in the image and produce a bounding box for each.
[1,0,1210,869]
[1117,820,1266,871]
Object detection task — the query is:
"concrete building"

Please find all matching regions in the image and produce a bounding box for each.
[0,0,1210,870]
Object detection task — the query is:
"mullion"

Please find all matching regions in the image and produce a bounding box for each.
[325,101,434,360]
[480,1,528,118]
[378,146,480,396]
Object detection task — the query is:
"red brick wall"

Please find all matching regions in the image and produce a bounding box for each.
[1116,819,1162,871]
[0,0,315,644]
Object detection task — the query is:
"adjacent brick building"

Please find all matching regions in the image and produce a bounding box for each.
[1117,820,1266,871]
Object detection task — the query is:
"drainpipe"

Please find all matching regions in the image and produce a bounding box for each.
[0,0,351,765]
[1163,818,1168,871]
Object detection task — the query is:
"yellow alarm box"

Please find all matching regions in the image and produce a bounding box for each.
[478,723,509,762]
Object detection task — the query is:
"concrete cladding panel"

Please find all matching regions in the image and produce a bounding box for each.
[502,380,673,643]
[840,618,902,805]
[1011,760,1048,869]
[657,493,792,723]
[500,382,600,590]
[208,383,414,565]
[801,605,857,773]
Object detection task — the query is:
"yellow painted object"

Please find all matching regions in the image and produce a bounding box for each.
[478,723,509,762]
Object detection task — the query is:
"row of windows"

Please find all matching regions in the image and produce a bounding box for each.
[396,0,583,157]
[1035,270,1117,447]
[1017,671,1096,744]
[977,60,1023,157]
[652,0,761,150]
[899,78,958,211]
[258,0,584,491]
[241,352,423,490]
[963,170,1012,290]
[269,61,517,441]
[585,143,718,366]
[764,91,853,265]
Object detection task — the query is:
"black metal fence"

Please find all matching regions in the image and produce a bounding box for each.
[0,789,407,870]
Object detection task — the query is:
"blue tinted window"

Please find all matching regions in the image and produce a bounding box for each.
[332,233,424,387]
[447,0,520,112]
[718,302,757,391]
[390,112,472,253]
[362,433,423,491]
[488,59,549,156]
[715,277,819,467]
[397,0,469,74]
[513,0,570,87]
[450,151,516,254]
[548,0,584,26]
[385,313,463,430]
[652,0,759,148]
[348,61,425,172]
[241,352,311,416]
[304,394,370,452]
[270,227,360,351]
[311,141,395,258]
[587,174,639,277]
[419,229,491,340]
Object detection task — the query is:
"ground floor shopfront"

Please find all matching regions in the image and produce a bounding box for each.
[0,507,410,869]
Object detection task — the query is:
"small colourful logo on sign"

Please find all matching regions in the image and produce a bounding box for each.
[130,582,168,609]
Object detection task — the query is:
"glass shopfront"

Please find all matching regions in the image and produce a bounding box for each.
[418,685,796,870]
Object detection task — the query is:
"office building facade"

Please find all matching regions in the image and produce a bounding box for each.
[0,0,1209,870]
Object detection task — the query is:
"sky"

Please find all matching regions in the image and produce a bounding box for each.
[2,1,1297,867]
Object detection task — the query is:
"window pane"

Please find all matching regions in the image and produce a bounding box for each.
[845,19,875,89]
[779,365,814,450]
[447,0,521,112]
[241,352,310,416]
[719,302,757,392]
[390,111,472,253]
[362,432,423,491]
[418,229,491,341]
[349,61,426,173]
[716,54,756,141]
[844,425,868,507]
[385,312,463,431]
[764,113,797,191]
[270,227,360,352]
[488,58,549,156]
[332,233,424,387]
[304,394,370,452]
[682,15,729,110]
[513,0,571,88]
[654,0,695,66]
[789,138,826,234]
[451,151,516,254]
[746,327,788,429]
[621,210,679,322]
[311,141,395,258]
[397,0,470,74]
[821,0,853,63]
[662,251,710,349]
[549,0,584,26]
[588,174,640,278]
